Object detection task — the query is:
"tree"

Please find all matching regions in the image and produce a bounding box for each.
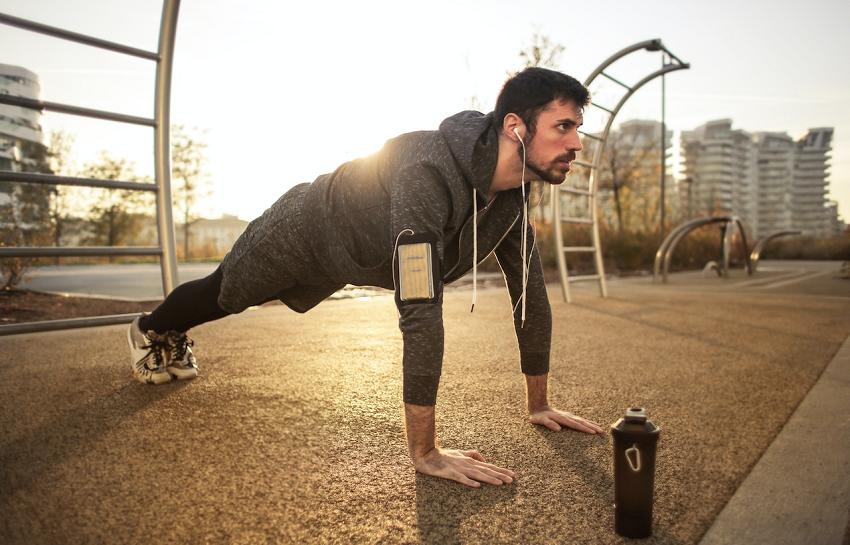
[519,31,565,71]
[44,129,81,252]
[79,153,154,260]
[0,140,55,290]
[597,129,660,231]
[171,125,212,260]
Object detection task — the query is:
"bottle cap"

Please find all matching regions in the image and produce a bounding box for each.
[624,407,647,423]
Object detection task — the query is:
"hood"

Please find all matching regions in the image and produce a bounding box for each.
[439,111,498,200]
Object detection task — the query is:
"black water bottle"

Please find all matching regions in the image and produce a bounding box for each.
[611,407,661,538]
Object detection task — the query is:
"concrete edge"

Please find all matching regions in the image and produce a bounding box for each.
[699,333,850,545]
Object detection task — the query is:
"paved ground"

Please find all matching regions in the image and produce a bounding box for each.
[22,262,221,301]
[1,261,849,544]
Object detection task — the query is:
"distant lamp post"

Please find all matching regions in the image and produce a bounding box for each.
[645,39,669,242]
[660,52,669,242]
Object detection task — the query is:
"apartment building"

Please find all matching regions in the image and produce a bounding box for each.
[679,119,836,238]
[791,127,834,235]
[1,63,46,196]
[0,63,51,238]
[680,119,755,221]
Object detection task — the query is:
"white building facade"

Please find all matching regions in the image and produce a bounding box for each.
[679,119,836,239]
[1,63,48,231]
[791,128,834,236]
[0,64,44,173]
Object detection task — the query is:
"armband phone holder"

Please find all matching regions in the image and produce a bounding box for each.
[394,231,440,305]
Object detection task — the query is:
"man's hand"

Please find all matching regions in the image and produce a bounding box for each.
[525,373,604,434]
[529,406,604,434]
[412,447,515,488]
[405,403,515,488]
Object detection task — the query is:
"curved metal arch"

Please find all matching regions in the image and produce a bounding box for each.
[722,216,752,278]
[551,39,689,302]
[655,216,754,283]
[654,217,729,283]
[584,39,688,86]
[750,230,801,272]
[581,60,691,237]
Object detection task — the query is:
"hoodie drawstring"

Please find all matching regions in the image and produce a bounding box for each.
[471,138,530,328]
[471,199,478,313]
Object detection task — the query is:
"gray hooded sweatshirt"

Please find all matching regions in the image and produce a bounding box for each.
[218,111,552,405]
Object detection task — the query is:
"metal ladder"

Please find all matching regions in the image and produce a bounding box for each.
[0,1,182,335]
[551,124,607,304]
[551,39,689,303]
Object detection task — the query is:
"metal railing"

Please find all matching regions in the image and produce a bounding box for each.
[0,1,181,336]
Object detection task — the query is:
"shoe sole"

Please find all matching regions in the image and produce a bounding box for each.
[134,371,172,385]
[167,367,198,380]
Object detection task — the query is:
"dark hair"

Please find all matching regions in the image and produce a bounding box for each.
[493,67,590,136]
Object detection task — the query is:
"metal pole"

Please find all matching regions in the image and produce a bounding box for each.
[660,54,667,243]
[154,0,181,295]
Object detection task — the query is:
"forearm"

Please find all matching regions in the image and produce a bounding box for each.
[525,373,551,413]
[404,403,437,462]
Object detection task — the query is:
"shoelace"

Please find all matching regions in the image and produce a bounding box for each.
[143,337,170,371]
[169,333,193,362]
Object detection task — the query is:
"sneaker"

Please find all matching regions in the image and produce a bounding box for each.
[127,315,172,385]
[166,331,198,380]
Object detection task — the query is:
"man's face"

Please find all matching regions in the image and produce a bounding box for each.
[521,99,584,185]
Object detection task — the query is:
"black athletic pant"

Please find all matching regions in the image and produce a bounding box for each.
[139,267,231,334]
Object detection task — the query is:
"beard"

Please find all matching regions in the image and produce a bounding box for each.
[519,139,577,185]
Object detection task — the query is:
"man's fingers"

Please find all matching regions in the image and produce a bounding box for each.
[530,413,563,432]
[533,410,605,434]
[460,449,487,463]
[558,414,604,434]
[417,449,515,487]
[457,464,513,486]
[458,450,516,480]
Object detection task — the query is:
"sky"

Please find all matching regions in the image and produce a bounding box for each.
[1,0,848,223]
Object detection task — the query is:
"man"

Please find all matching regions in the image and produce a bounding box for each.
[128,67,604,488]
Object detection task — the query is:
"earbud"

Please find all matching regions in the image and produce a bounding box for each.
[513,127,523,144]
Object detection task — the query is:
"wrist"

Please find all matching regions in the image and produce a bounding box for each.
[410,445,439,465]
[524,373,550,414]
[528,403,552,414]
[404,403,437,463]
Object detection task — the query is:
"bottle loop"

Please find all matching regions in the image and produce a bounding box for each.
[625,443,641,472]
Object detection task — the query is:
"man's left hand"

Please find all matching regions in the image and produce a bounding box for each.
[530,407,604,434]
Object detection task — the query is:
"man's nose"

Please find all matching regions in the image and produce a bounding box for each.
[567,132,582,152]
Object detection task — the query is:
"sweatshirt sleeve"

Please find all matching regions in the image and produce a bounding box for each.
[494,209,552,376]
[390,165,452,406]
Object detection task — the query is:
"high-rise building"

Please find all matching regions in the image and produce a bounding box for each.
[1,64,46,216]
[752,131,794,237]
[679,119,835,238]
[680,119,755,222]
[0,63,55,252]
[791,128,834,236]
[0,64,44,170]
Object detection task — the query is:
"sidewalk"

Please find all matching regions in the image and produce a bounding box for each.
[1,269,849,544]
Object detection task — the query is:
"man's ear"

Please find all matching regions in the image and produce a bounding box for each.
[503,113,524,142]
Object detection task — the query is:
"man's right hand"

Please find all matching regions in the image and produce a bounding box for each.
[412,447,515,488]
[405,403,515,488]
